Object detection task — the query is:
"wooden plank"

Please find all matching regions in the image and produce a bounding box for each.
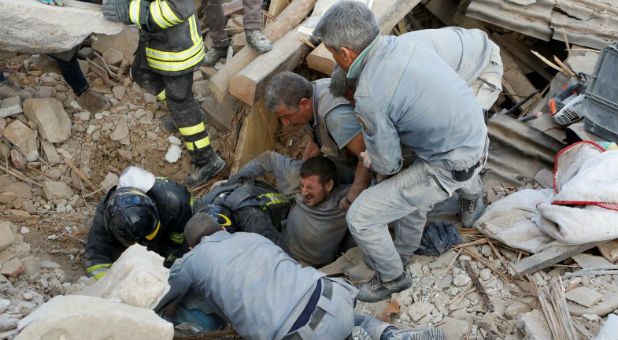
[268,0,290,18]
[230,99,279,174]
[306,43,335,75]
[230,30,312,104]
[208,0,317,103]
[511,242,598,276]
[500,49,537,111]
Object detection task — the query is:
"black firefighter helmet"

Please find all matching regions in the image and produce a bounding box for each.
[103,186,160,247]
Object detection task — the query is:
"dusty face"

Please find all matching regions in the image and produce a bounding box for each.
[300,175,333,207]
[274,103,312,127]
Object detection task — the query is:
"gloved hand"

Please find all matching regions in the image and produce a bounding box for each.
[102,0,132,24]
[360,151,372,169]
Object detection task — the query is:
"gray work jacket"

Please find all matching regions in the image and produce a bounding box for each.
[348,35,487,174]
[403,27,495,85]
[157,231,325,340]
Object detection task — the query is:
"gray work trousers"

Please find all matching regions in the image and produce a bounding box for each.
[276,278,392,340]
[202,0,263,48]
[347,156,484,281]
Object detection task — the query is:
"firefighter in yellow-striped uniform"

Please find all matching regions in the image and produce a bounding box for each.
[102,0,225,186]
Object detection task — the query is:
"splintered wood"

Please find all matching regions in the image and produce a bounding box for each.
[537,277,577,340]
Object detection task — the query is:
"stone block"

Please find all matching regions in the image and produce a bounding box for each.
[42,180,74,201]
[1,257,24,277]
[517,310,552,340]
[92,26,139,62]
[0,221,16,251]
[439,317,469,340]
[77,245,170,309]
[11,149,27,168]
[0,0,123,54]
[0,96,22,118]
[16,295,173,340]
[565,286,603,307]
[100,172,119,191]
[102,48,123,66]
[3,120,38,161]
[406,301,434,322]
[40,140,61,164]
[0,241,30,263]
[21,256,41,276]
[23,98,71,143]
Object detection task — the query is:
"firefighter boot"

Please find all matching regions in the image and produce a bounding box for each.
[186,147,226,187]
[204,46,229,67]
[245,29,272,53]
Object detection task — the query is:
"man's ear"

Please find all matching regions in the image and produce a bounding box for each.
[339,47,357,64]
[325,179,334,192]
[299,97,312,111]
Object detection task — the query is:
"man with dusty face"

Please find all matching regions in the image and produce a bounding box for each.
[299,173,334,207]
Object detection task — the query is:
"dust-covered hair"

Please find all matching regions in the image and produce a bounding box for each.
[265,72,313,112]
[313,1,379,53]
[184,212,222,247]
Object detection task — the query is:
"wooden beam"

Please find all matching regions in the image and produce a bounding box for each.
[230,99,279,174]
[500,49,537,111]
[208,0,317,103]
[306,0,421,75]
[230,31,312,105]
[511,243,598,276]
[306,43,334,75]
[268,0,290,18]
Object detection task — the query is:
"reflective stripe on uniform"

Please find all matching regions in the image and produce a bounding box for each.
[217,213,232,226]
[156,90,166,101]
[185,136,211,150]
[159,0,183,25]
[145,221,161,240]
[145,15,204,72]
[178,122,205,136]
[150,0,174,28]
[259,193,290,208]
[86,263,112,280]
[170,232,184,244]
[129,0,142,29]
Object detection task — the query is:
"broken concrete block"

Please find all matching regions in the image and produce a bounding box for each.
[598,240,618,263]
[406,301,434,322]
[565,286,603,308]
[192,80,210,98]
[100,172,119,191]
[9,209,30,222]
[40,140,60,164]
[77,46,94,59]
[1,257,24,277]
[164,144,182,163]
[0,314,18,331]
[16,295,173,340]
[110,118,129,141]
[0,241,30,263]
[77,245,170,309]
[35,86,54,98]
[505,301,532,319]
[569,284,618,317]
[0,0,123,54]
[0,96,22,118]
[573,254,614,269]
[439,317,469,340]
[0,221,16,251]
[3,120,38,162]
[517,310,552,340]
[23,98,72,143]
[112,86,125,101]
[42,180,74,201]
[0,298,10,313]
[102,48,123,67]
[21,256,42,276]
[92,27,139,62]
[11,149,27,169]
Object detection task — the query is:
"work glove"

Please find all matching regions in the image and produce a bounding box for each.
[38,0,64,6]
[102,0,132,24]
[414,221,462,256]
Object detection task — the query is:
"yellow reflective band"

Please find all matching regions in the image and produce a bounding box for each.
[189,15,200,44]
[146,39,203,61]
[129,0,142,29]
[93,271,107,280]
[156,90,166,101]
[185,136,211,150]
[160,0,183,25]
[146,46,205,71]
[145,221,161,240]
[178,122,205,136]
[129,189,149,197]
[218,214,232,227]
[189,195,194,207]
[150,0,173,28]
[170,232,184,244]
[86,263,112,273]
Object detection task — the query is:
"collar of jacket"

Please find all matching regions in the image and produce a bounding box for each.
[347,36,381,79]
